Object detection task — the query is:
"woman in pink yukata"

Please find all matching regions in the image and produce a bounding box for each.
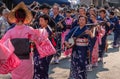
[62,10,73,57]
[90,14,105,67]
[0,2,54,79]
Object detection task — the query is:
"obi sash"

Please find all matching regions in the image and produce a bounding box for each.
[75,38,88,46]
[11,38,30,59]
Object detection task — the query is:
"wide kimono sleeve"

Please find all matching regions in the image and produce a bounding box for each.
[29,28,56,58]
[29,27,48,43]
[0,30,14,60]
[0,39,20,74]
[0,39,14,60]
[98,27,105,45]
[65,27,77,42]
[0,30,11,43]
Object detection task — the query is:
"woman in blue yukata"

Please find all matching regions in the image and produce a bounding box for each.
[65,16,94,79]
[33,14,56,79]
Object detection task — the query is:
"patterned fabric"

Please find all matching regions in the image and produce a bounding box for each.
[70,46,87,79]
[65,17,73,27]
[35,38,56,58]
[0,39,14,60]
[0,16,10,38]
[91,28,105,64]
[33,27,54,79]
[50,14,65,57]
[97,17,111,57]
[0,39,20,74]
[33,49,50,79]
[0,53,20,74]
[62,29,72,56]
[1,25,48,79]
[65,26,89,79]
[91,36,99,65]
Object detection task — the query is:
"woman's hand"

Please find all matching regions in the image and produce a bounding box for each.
[57,22,64,28]
[64,41,71,48]
[85,30,92,35]
[85,30,94,38]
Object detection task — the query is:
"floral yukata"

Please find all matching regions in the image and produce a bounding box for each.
[0,25,49,79]
[65,26,90,79]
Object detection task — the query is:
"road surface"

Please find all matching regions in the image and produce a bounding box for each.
[0,34,120,79]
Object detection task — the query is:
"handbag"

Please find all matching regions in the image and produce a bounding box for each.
[10,38,30,59]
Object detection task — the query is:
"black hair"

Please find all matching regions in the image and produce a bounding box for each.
[0,1,4,7]
[99,8,106,14]
[78,15,88,23]
[0,7,5,15]
[15,8,26,22]
[66,10,71,13]
[31,11,36,18]
[40,3,51,10]
[104,5,109,10]
[79,7,86,12]
[39,14,50,23]
[110,11,114,15]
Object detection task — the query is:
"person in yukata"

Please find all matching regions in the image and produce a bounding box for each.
[1,2,54,79]
[33,14,56,79]
[62,10,73,57]
[50,3,65,64]
[109,11,120,47]
[0,3,20,74]
[32,4,56,79]
[87,8,97,23]
[65,16,94,79]
[89,14,105,67]
[97,8,112,62]
[72,7,87,28]
[0,7,10,38]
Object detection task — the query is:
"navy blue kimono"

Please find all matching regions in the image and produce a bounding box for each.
[65,26,90,79]
[110,16,120,45]
[50,14,65,57]
[97,17,112,57]
[33,26,54,79]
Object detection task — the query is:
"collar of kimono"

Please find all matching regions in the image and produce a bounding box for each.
[15,24,25,29]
